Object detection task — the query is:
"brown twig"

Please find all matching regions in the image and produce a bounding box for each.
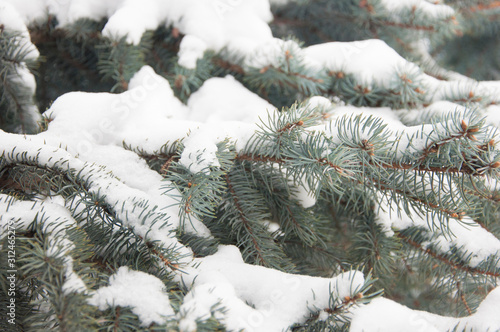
[397,233,500,277]
[147,244,180,271]
[160,155,179,175]
[114,307,120,332]
[456,281,473,315]
[323,292,364,315]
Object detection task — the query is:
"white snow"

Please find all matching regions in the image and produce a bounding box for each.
[102,0,161,44]
[304,96,335,110]
[171,0,274,67]
[43,70,271,174]
[179,128,222,174]
[178,245,365,332]
[187,75,274,124]
[485,104,500,128]
[0,129,194,262]
[178,75,275,173]
[350,287,500,332]
[0,195,76,244]
[88,266,175,326]
[178,35,208,69]
[400,101,468,125]
[480,81,500,103]
[2,0,48,24]
[244,38,303,69]
[0,65,275,259]
[292,184,317,208]
[288,174,318,208]
[6,0,274,67]
[329,105,406,132]
[304,39,420,88]
[2,70,499,328]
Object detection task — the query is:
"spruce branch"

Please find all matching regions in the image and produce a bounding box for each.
[1,2,500,329]
[397,233,500,278]
[225,172,266,265]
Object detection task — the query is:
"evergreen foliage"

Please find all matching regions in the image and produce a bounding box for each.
[1,1,500,331]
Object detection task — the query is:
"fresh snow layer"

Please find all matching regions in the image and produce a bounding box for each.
[399,101,468,126]
[6,0,274,69]
[42,68,271,172]
[304,39,420,88]
[1,0,483,105]
[0,66,275,263]
[0,63,280,288]
[182,75,274,173]
[485,104,500,128]
[187,75,273,124]
[0,129,195,262]
[5,0,455,77]
[178,245,365,332]
[350,287,500,332]
[245,38,303,69]
[88,266,175,326]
